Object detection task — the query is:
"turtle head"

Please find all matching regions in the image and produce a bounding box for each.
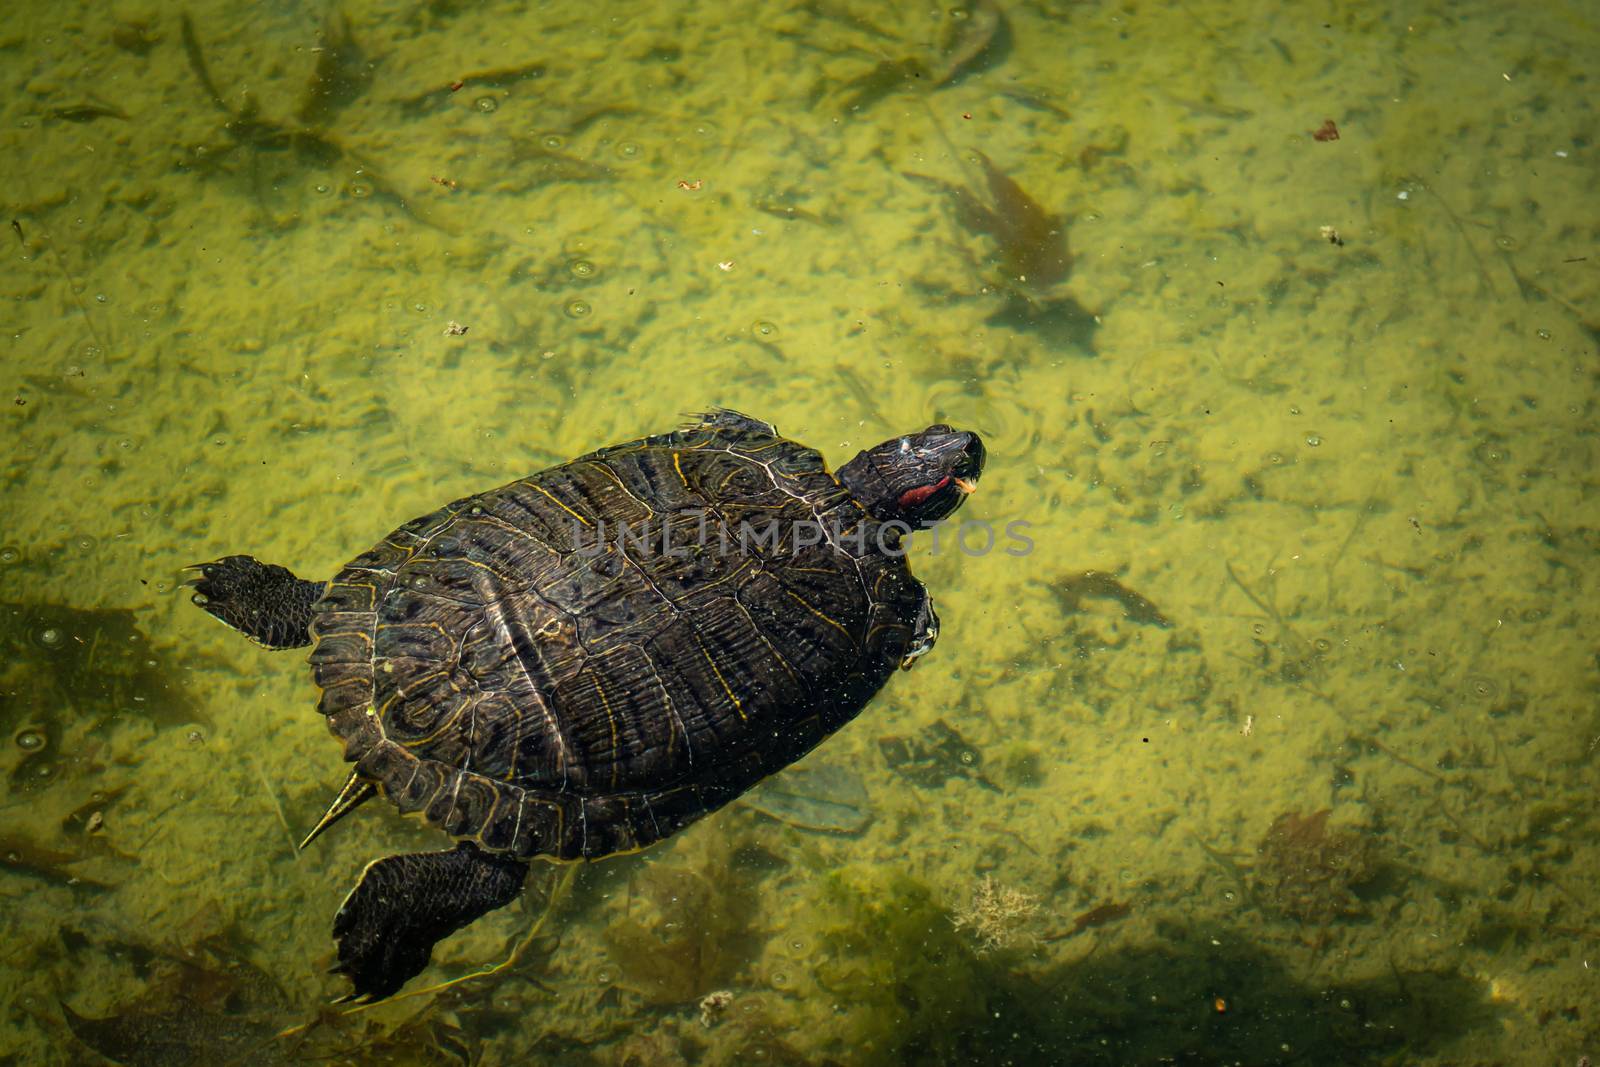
[838,425,985,528]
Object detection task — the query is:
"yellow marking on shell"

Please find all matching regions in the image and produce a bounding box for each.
[591,671,622,791]
[394,692,476,750]
[393,668,451,690]
[729,596,802,688]
[696,638,747,722]
[781,586,852,640]
[382,536,421,559]
[312,579,381,620]
[673,451,688,487]
[309,627,373,646]
[376,620,450,638]
[527,481,592,528]
[473,511,545,545]
[366,671,454,739]
[421,555,520,585]
[547,797,566,856]
[590,460,653,515]
[330,579,381,593]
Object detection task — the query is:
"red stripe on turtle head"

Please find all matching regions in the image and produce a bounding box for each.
[896,475,951,513]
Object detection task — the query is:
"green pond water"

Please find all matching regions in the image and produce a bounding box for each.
[2,0,1597,1063]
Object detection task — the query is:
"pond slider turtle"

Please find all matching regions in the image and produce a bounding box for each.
[187,410,984,1000]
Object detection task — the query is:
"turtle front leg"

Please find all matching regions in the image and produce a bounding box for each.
[185,555,327,649]
[331,841,529,1002]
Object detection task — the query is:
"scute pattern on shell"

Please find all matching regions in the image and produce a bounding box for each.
[307,413,925,860]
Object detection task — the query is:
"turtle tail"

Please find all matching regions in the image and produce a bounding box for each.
[185,555,326,650]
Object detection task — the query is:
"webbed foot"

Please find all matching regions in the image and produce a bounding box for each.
[331,842,529,1002]
[185,555,325,649]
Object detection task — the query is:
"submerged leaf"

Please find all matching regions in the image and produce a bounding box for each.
[904,151,1096,344]
[0,833,115,892]
[603,844,765,1004]
[904,151,1073,292]
[927,0,1011,88]
[826,0,1011,111]
[958,151,1072,293]
[741,761,872,834]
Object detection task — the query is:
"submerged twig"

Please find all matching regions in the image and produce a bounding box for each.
[46,100,130,123]
[13,218,108,355]
[180,14,229,113]
[1349,733,1450,785]
[176,11,440,231]
[251,758,299,859]
[1408,177,1497,297]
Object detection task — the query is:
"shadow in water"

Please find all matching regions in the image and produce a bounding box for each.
[40,869,1497,1066]
[987,291,1101,352]
[899,920,1495,1066]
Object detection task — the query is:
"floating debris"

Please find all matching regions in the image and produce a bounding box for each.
[111,17,160,56]
[697,989,734,1028]
[395,60,548,116]
[1042,900,1132,943]
[504,136,617,187]
[8,718,60,793]
[949,874,1039,953]
[295,12,375,129]
[46,99,131,124]
[752,189,837,226]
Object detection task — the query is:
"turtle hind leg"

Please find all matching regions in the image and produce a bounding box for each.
[331,841,529,1003]
[185,555,326,649]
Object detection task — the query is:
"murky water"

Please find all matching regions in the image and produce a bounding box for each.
[3,0,1597,1063]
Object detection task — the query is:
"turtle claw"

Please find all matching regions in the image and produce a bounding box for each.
[326,964,371,1005]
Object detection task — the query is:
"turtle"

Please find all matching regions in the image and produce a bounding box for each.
[186,409,984,1001]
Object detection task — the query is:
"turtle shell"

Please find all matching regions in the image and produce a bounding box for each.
[306,414,925,860]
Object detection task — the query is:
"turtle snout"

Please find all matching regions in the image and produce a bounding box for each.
[954,432,986,484]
